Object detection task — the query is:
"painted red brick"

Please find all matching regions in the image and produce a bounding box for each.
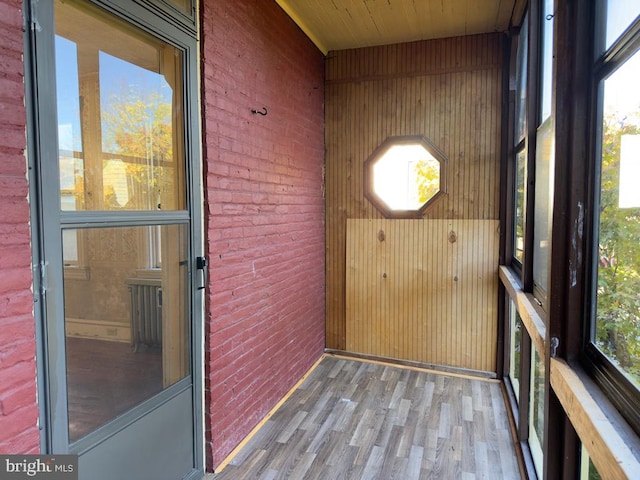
[0,0,39,455]
[201,0,325,470]
[0,0,326,464]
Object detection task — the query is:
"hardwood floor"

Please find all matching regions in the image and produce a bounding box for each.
[207,355,521,479]
[66,337,163,441]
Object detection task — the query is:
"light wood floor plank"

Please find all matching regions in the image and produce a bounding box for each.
[406,444,424,479]
[208,356,521,479]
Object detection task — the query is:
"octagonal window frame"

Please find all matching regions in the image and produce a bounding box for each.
[364,135,448,218]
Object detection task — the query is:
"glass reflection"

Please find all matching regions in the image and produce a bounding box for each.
[600,0,640,52]
[515,13,528,143]
[540,0,554,122]
[508,300,522,403]
[514,149,527,263]
[533,119,553,294]
[55,0,185,212]
[595,50,640,388]
[371,143,441,212]
[529,348,545,476]
[168,0,192,15]
[64,225,189,442]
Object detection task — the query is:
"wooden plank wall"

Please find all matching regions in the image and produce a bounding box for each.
[325,34,503,371]
[346,219,499,372]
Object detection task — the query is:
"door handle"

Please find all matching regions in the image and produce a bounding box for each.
[196,256,208,291]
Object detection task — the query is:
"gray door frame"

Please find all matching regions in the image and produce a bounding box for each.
[24,0,204,477]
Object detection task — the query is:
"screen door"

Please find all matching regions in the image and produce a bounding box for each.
[28,1,203,478]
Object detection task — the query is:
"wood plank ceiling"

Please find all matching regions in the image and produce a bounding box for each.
[275,0,518,54]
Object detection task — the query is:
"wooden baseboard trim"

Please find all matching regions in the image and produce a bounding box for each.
[212,353,326,473]
[500,381,529,480]
[65,317,131,343]
[324,349,499,382]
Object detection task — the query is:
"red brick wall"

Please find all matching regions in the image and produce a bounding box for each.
[0,0,40,454]
[200,0,326,470]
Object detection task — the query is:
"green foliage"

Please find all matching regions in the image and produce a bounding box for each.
[414,158,440,204]
[102,88,172,160]
[588,457,602,480]
[595,112,640,384]
[100,87,174,209]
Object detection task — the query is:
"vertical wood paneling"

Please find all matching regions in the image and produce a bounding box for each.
[345,219,500,372]
[325,33,503,369]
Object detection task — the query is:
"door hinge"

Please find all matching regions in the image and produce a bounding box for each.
[28,0,41,33]
[33,260,48,299]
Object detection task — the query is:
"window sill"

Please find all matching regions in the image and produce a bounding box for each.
[135,269,162,280]
[64,266,90,281]
[551,358,640,478]
[499,265,546,357]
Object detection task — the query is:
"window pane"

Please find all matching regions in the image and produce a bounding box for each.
[167,0,191,15]
[534,118,554,294]
[55,0,186,212]
[372,144,440,211]
[64,224,189,442]
[515,14,528,143]
[580,446,603,480]
[508,299,522,403]
[529,347,545,477]
[56,36,84,204]
[540,0,554,122]
[62,229,79,265]
[594,50,640,387]
[514,148,527,263]
[61,194,79,265]
[364,136,447,217]
[599,0,640,52]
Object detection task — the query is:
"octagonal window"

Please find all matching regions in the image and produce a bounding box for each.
[365,136,447,217]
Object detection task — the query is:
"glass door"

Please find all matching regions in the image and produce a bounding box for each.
[29,1,203,478]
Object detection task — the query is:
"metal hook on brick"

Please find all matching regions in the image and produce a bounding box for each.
[251,106,268,116]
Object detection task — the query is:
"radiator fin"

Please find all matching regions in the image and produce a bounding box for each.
[128,282,162,351]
